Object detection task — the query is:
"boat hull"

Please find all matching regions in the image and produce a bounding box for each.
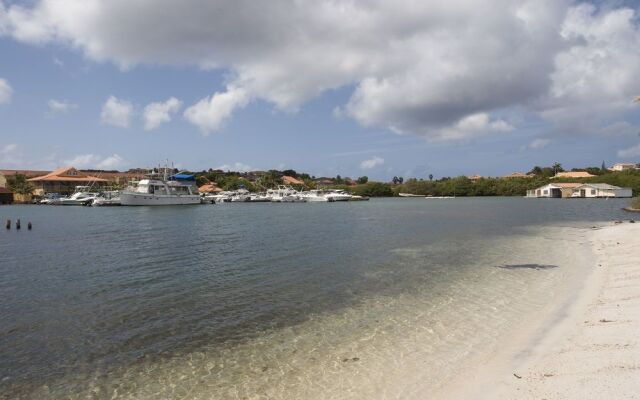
[120,192,201,206]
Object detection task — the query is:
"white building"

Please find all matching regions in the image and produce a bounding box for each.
[609,163,638,172]
[526,183,582,198]
[574,183,632,198]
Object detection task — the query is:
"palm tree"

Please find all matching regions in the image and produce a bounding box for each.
[552,162,563,176]
[429,174,433,181]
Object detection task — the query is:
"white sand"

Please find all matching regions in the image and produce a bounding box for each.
[442,222,640,399]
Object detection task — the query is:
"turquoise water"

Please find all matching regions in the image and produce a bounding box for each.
[0,198,630,399]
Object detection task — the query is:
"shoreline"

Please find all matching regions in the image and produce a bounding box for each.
[439,222,639,399]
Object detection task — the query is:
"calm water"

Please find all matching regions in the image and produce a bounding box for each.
[0,198,631,399]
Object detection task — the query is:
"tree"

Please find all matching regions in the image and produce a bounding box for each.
[392,176,399,184]
[356,176,369,184]
[352,182,393,197]
[282,169,298,177]
[429,174,433,181]
[552,162,563,175]
[528,166,543,176]
[6,174,34,195]
[601,161,607,172]
[398,177,404,184]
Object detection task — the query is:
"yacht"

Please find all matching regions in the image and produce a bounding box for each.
[120,171,200,206]
[249,193,271,202]
[92,191,121,206]
[324,189,353,202]
[230,188,251,202]
[301,190,332,202]
[267,186,300,202]
[51,186,98,205]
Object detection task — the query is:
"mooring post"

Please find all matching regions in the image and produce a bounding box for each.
[28,221,32,230]
[16,219,21,230]
[5,219,10,229]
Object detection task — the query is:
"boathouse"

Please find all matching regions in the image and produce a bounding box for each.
[574,183,632,198]
[526,183,582,198]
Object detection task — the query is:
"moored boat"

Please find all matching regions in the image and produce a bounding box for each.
[120,171,200,206]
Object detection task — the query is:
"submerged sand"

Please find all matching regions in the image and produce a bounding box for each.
[10,223,638,399]
[444,222,640,399]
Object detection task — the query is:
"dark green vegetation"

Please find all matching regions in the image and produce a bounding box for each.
[5,174,34,195]
[393,169,640,198]
[189,165,640,198]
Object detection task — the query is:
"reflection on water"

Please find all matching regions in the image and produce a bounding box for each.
[0,198,626,399]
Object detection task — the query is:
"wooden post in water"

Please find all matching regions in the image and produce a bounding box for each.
[5,219,10,229]
[16,219,21,230]
[28,221,32,230]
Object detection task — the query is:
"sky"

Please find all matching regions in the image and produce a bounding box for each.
[0,0,640,180]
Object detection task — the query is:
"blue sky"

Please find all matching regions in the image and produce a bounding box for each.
[1,0,639,180]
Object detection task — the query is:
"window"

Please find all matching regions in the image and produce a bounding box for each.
[591,189,596,195]
[543,190,548,194]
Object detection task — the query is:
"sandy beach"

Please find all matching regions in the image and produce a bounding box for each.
[443,222,640,400]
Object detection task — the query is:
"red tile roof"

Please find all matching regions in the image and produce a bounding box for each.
[27,167,107,182]
[283,175,304,185]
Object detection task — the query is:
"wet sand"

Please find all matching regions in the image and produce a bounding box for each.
[443,222,640,399]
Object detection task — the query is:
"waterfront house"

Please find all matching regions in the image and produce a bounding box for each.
[609,163,638,172]
[468,175,483,182]
[551,171,595,179]
[574,183,632,198]
[27,167,107,195]
[527,183,582,198]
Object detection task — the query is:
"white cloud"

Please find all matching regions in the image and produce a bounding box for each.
[47,99,77,114]
[97,154,125,169]
[360,156,384,170]
[528,138,551,149]
[1,1,639,140]
[617,144,640,159]
[0,78,13,104]
[184,86,249,134]
[542,4,640,133]
[100,96,133,128]
[63,153,126,169]
[216,162,252,172]
[0,143,21,165]
[432,113,514,141]
[143,97,182,130]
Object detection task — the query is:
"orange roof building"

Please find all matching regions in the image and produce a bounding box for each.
[28,167,107,195]
[282,175,305,186]
[198,183,223,193]
[467,175,483,181]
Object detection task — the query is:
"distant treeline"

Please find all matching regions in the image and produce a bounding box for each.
[190,165,640,197]
[390,169,640,197]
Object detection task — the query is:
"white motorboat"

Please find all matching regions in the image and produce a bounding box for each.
[51,186,98,205]
[300,190,332,202]
[249,193,271,202]
[39,193,63,204]
[92,191,121,206]
[120,171,200,206]
[230,189,251,202]
[267,186,300,202]
[398,193,426,197]
[324,189,352,202]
